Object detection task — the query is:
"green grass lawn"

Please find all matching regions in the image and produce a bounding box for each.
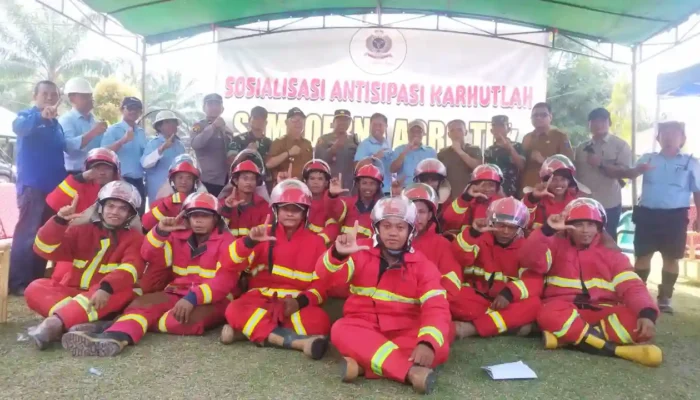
[2,283,700,400]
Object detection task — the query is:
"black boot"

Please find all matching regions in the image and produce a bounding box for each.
[265,327,329,360]
[61,331,131,357]
[657,284,674,314]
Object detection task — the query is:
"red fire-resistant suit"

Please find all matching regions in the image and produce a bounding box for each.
[451,227,543,337]
[211,224,330,343]
[441,193,502,233]
[142,192,185,231]
[522,191,578,229]
[299,239,452,383]
[46,174,105,283]
[325,192,375,239]
[219,193,270,237]
[103,227,236,343]
[25,216,144,329]
[522,225,659,345]
[412,227,462,302]
[307,195,340,246]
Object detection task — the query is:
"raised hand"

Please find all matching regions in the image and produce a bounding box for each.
[158,211,187,232]
[329,173,349,196]
[160,134,175,152]
[472,218,497,233]
[467,182,488,200]
[57,194,81,221]
[546,213,575,232]
[213,117,226,129]
[373,148,386,159]
[288,145,301,157]
[94,121,108,135]
[41,105,58,119]
[334,220,370,256]
[122,127,135,143]
[277,163,293,183]
[246,141,259,151]
[249,214,276,242]
[635,159,654,174]
[531,150,545,164]
[82,168,98,182]
[532,177,555,199]
[224,187,244,208]
[391,175,405,196]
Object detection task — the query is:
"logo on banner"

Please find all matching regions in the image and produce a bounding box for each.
[350,28,407,75]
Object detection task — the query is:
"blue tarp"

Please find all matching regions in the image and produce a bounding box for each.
[657,63,700,97]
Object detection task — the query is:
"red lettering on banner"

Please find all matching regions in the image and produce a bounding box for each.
[430,85,442,106]
[235,77,245,98]
[261,78,272,99]
[467,86,478,108]
[501,85,510,108]
[442,86,454,107]
[386,83,397,105]
[479,86,490,108]
[330,81,342,102]
[288,78,298,99]
[225,76,234,98]
[455,86,466,107]
[420,85,425,106]
[522,86,533,109]
[396,84,407,105]
[343,81,353,102]
[297,79,310,100]
[409,84,420,106]
[491,86,501,107]
[370,82,381,104]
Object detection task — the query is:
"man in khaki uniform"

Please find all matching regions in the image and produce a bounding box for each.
[190,93,233,197]
[265,107,313,180]
[315,109,358,190]
[438,119,482,196]
[520,102,574,192]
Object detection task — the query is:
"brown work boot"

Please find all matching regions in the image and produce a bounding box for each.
[340,357,364,383]
[220,324,246,345]
[453,321,477,339]
[28,316,65,350]
[68,321,114,334]
[61,331,128,357]
[406,365,437,395]
[266,328,329,360]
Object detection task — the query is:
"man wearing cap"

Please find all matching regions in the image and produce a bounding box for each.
[390,119,437,186]
[101,97,147,214]
[227,106,273,187]
[520,102,574,193]
[619,120,700,314]
[191,93,233,197]
[484,115,525,198]
[266,107,313,180]
[438,119,483,196]
[315,109,358,191]
[574,107,632,238]
[59,77,108,175]
[141,110,187,203]
[354,113,393,195]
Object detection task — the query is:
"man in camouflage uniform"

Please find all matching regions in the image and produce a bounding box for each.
[483,115,525,198]
[190,93,233,197]
[315,109,358,190]
[227,106,273,187]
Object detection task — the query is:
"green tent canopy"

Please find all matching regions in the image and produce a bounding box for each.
[83,0,700,45]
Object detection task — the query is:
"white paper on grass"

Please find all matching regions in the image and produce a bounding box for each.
[481,361,538,380]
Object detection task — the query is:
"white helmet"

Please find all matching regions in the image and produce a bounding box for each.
[64,77,93,95]
[153,110,182,130]
[371,195,418,251]
[98,181,142,215]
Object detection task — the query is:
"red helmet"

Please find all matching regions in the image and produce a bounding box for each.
[472,164,503,184]
[487,197,529,229]
[302,159,331,180]
[540,154,576,180]
[402,183,438,214]
[182,192,221,216]
[231,160,262,186]
[168,154,200,180]
[564,198,607,225]
[270,179,312,208]
[355,164,384,186]
[414,158,447,181]
[85,148,120,175]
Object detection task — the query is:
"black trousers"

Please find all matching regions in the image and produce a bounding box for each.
[633,206,688,260]
[123,176,146,215]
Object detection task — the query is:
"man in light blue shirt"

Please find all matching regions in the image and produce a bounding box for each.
[141,110,187,203]
[354,113,393,194]
[59,77,107,174]
[390,119,437,187]
[101,97,147,213]
[623,120,700,314]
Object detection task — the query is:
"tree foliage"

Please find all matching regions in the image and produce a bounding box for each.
[606,79,652,144]
[93,77,139,124]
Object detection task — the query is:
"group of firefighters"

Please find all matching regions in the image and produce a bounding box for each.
[22,145,662,394]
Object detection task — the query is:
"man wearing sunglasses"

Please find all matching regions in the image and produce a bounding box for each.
[520,102,574,194]
[101,97,147,214]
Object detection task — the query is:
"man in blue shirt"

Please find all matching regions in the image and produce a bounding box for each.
[390,119,437,187]
[623,120,700,314]
[9,80,66,295]
[354,113,393,194]
[141,110,187,203]
[101,97,147,214]
[59,77,108,174]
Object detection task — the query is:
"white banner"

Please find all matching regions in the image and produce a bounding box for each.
[216,28,549,151]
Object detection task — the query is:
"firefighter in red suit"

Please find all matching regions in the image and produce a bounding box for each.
[293,196,452,394]
[451,197,543,338]
[219,159,269,237]
[61,192,237,357]
[326,160,384,240]
[25,181,144,350]
[142,154,201,231]
[522,154,586,230]
[302,159,340,245]
[217,179,331,360]
[522,198,662,367]
[412,158,449,216]
[442,164,504,235]
[402,183,462,302]
[46,148,121,284]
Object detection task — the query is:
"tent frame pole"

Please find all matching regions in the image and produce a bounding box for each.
[631,45,638,204]
[140,39,147,127]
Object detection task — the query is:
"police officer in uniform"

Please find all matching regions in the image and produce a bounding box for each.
[190,93,233,197]
[315,109,358,190]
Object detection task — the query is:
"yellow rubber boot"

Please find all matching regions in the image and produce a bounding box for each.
[542,331,560,350]
[614,344,663,367]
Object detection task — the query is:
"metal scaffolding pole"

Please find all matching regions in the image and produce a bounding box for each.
[631,45,638,204]
[140,39,147,127]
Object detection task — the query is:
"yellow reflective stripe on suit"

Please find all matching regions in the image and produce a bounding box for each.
[48,297,73,316]
[146,230,164,247]
[341,224,372,237]
[512,280,529,299]
[242,308,268,338]
[546,276,615,292]
[172,265,218,279]
[58,180,77,197]
[116,314,148,334]
[487,309,508,333]
[371,341,399,376]
[607,313,634,344]
[612,271,640,288]
[73,294,99,321]
[80,238,111,290]
[451,197,468,214]
[554,309,579,338]
[34,236,60,253]
[418,326,445,347]
[258,288,301,298]
[456,234,479,257]
[442,271,461,290]
[271,265,314,282]
[349,285,423,305]
[199,283,213,304]
[290,311,307,335]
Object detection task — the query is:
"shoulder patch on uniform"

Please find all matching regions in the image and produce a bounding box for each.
[192,123,202,133]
